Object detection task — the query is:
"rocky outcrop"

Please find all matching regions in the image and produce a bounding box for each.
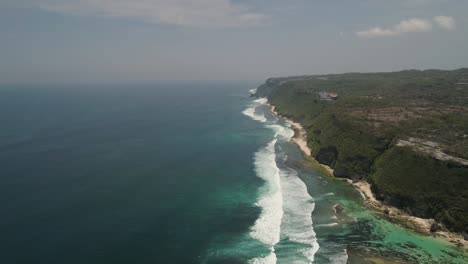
[315,146,338,167]
[334,204,345,215]
[371,183,408,210]
[333,167,350,179]
[430,222,442,233]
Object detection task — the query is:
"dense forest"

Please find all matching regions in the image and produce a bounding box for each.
[255,69,468,234]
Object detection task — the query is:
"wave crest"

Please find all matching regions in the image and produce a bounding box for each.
[244,97,320,263]
[250,140,283,246]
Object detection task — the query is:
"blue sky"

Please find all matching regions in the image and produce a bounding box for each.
[1,0,467,82]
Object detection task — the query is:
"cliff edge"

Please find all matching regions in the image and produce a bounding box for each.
[255,69,468,236]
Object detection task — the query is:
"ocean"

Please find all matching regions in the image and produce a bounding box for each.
[1,82,467,263]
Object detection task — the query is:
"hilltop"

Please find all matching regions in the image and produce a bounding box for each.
[255,69,468,236]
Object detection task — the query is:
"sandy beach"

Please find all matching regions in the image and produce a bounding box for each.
[269,102,468,249]
[270,104,338,177]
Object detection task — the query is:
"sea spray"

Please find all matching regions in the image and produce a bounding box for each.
[250,139,283,262]
[251,251,277,264]
[266,124,295,140]
[242,98,268,123]
[277,167,320,263]
[244,98,320,263]
[242,107,267,123]
[254,98,268,104]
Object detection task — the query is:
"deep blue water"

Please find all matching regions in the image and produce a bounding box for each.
[2,82,467,264]
[0,82,268,263]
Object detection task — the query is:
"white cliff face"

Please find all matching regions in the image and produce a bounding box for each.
[396,137,468,166]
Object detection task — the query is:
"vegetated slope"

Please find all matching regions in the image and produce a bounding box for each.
[255,69,468,234]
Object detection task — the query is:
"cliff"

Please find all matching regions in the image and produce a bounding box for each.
[255,69,468,235]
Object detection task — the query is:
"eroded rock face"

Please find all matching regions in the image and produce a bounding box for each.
[430,222,442,233]
[371,184,407,209]
[316,145,338,167]
[333,167,350,179]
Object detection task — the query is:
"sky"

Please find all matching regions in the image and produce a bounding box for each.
[1,0,468,82]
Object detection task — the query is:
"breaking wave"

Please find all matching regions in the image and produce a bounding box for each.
[243,98,320,263]
[250,139,283,247]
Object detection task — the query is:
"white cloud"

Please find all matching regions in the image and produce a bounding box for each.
[357,18,432,38]
[356,27,398,38]
[434,16,455,30]
[37,0,267,28]
[396,18,433,32]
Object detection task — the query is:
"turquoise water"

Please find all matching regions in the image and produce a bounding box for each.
[242,98,468,264]
[0,83,466,263]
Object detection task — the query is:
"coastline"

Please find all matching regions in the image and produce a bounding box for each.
[270,104,335,176]
[268,102,468,249]
[353,181,468,248]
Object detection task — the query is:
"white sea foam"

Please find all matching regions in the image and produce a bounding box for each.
[315,223,339,228]
[329,249,349,264]
[250,139,283,248]
[242,97,268,123]
[279,168,320,263]
[358,190,366,200]
[246,97,320,263]
[250,249,277,264]
[243,107,267,123]
[254,98,268,104]
[266,124,294,140]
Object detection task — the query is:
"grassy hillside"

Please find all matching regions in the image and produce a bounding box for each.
[255,69,468,234]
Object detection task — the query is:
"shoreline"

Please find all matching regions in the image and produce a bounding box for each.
[353,181,468,248]
[270,104,335,176]
[268,102,468,249]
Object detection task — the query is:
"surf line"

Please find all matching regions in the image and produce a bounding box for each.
[250,139,283,262]
[243,97,320,263]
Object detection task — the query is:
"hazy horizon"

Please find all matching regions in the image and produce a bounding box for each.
[2,0,468,83]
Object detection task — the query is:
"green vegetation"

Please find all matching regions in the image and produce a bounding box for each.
[372,146,468,232]
[255,69,468,234]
